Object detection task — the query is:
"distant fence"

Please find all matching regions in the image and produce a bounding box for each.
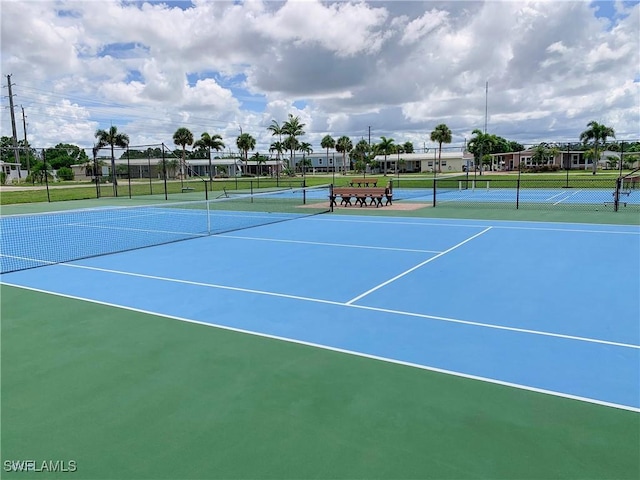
[389,175,640,212]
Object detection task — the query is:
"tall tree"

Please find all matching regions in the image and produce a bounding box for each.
[299,142,313,175]
[430,124,452,173]
[532,142,550,166]
[173,127,194,179]
[395,144,405,175]
[335,136,353,174]
[194,132,225,180]
[95,126,129,196]
[403,141,414,154]
[269,141,285,175]
[467,129,495,175]
[236,133,256,174]
[44,143,89,170]
[321,135,336,172]
[267,119,284,172]
[267,120,283,142]
[579,121,615,175]
[377,136,395,175]
[282,114,305,169]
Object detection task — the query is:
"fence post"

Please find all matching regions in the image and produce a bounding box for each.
[329,184,334,213]
[127,147,132,199]
[162,143,168,201]
[43,149,51,202]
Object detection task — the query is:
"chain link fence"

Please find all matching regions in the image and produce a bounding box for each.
[390,174,640,212]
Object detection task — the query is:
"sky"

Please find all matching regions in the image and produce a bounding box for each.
[1,0,639,154]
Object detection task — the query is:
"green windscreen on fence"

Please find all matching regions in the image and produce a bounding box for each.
[0,186,331,274]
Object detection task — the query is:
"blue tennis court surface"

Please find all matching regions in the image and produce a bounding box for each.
[394,187,640,205]
[2,214,638,411]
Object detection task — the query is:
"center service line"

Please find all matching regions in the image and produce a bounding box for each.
[345,226,493,305]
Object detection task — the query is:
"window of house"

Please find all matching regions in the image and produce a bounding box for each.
[428,161,433,167]
[329,158,333,164]
[441,161,447,166]
[318,158,322,164]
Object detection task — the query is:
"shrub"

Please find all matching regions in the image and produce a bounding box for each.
[57,167,74,181]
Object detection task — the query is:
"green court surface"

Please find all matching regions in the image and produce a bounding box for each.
[2,286,638,479]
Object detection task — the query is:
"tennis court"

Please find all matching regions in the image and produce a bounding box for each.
[393,185,640,206]
[2,190,639,478]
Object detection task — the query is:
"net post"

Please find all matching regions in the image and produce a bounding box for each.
[432,177,436,207]
[303,186,307,205]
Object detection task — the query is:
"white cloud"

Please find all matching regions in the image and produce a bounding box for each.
[1,0,638,152]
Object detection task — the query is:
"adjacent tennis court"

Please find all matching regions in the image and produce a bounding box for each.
[2,191,639,479]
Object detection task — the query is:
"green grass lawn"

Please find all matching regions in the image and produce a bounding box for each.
[2,284,638,479]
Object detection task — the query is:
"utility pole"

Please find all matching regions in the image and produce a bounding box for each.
[6,74,22,177]
[484,81,489,134]
[368,126,371,175]
[21,105,30,173]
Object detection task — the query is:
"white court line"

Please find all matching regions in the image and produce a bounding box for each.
[219,234,442,253]
[545,191,569,201]
[307,216,640,234]
[553,190,583,205]
[345,227,493,305]
[18,258,637,350]
[2,281,638,413]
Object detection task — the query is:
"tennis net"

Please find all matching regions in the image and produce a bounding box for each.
[0,185,330,274]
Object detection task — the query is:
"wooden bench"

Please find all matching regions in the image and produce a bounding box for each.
[330,187,392,208]
[348,178,378,187]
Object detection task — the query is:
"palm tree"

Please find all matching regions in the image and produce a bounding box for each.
[173,127,194,180]
[95,125,129,196]
[335,136,353,175]
[467,129,495,175]
[299,142,313,175]
[430,124,452,173]
[158,158,179,179]
[579,121,615,175]
[532,143,550,167]
[395,144,405,175]
[377,136,395,175]
[283,136,300,172]
[321,135,336,172]
[267,120,284,168]
[269,141,285,176]
[267,120,283,142]
[403,141,414,153]
[282,114,305,169]
[236,133,256,175]
[194,132,225,180]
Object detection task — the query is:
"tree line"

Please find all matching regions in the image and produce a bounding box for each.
[2,119,638,185]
